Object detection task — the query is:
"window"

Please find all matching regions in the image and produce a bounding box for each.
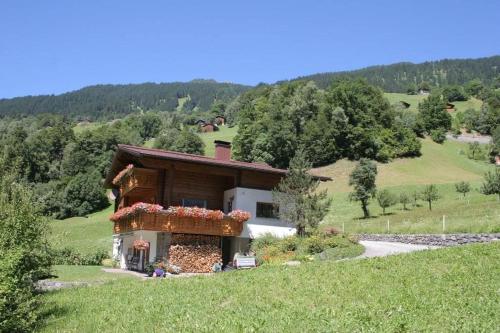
[181,198,207,208]
[256,202,279,218]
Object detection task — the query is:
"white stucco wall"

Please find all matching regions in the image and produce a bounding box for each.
[224,187,296,239]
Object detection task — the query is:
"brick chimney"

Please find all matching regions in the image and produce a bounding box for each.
[214,140,231,160]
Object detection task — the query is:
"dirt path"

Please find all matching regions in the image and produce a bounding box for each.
[446,134,491,144]
[357,241,439,259]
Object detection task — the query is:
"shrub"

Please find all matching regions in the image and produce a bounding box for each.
[301,236,325,255]
[52,247,109,265]
[430,129,446,144]
[0,175,51,332]
[250,233,280,252]
[279,236,299,252]
[322,226,341,236]
[101,258,116,267]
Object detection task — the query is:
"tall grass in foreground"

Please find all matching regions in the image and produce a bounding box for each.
[38,242,500,332]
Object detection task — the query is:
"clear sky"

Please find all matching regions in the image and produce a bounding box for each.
[1,0,499,98]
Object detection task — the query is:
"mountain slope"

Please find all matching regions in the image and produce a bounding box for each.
[0,80,250,120]
[287,55,500,92]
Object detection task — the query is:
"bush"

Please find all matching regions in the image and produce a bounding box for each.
[279,236,299,252]
[250,233,280,252]
[52,247,109,265]
[0,175,51,332]
[322,226,341,236]
[430,129,446,144]
[301,236,325,255]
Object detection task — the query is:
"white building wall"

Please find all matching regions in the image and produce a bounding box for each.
[224,187,296,239]
[116,230,159,269]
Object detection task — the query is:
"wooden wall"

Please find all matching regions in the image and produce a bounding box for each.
[166,170,233,210]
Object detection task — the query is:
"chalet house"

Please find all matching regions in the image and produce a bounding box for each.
[445,102,455,112]
[199,122,218,133]
[104,141,330,272]
[214,115,226,126]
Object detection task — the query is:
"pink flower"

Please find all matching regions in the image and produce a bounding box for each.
[228,210,251,223]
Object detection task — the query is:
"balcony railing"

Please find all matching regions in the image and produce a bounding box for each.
[113,211,245,237]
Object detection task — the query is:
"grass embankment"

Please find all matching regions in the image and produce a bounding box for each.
[48,205,113,255]
[314,139,500,234]
[38,242,500,332]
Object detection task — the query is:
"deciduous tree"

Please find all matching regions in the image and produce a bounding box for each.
[376,189,397,215]
[420,185,440,211]
[455,181,471,198]
[349,159,377,218]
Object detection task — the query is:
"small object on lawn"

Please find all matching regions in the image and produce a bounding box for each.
[153,268,165,278]
[283,260,301,266]
[234,256,256,269]
[212,261,222,273]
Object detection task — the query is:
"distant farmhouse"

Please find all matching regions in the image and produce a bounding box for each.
[214,115,226,126]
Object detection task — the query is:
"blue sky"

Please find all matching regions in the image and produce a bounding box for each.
[0,0,499,98]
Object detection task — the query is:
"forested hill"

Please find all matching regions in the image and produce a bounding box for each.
[287,55,500,92]
[0,80,250,120]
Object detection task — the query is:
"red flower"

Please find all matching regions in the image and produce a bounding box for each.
[110,202,163,222]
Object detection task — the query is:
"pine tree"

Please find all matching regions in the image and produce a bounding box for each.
[273,148,331,236]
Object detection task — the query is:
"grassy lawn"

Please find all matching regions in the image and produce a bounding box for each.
[38,242,500,332]
[199,125,239,157]
[48,205,114,255]
[48,265,137,283]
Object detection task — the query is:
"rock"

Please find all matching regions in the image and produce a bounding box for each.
[283,261,301,266]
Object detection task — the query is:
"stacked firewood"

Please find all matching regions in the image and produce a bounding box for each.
[168,234,222,273]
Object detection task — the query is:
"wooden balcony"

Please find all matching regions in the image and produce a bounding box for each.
[120,167,158,197]
[113,211,244,237]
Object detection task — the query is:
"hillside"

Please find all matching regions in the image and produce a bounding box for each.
[385,93,483,113]
[0,80,250,120]
[288,55,500,92]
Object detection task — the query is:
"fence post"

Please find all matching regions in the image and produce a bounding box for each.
[387,220,390,233]
[442,215,446,239]
[342,221,345,234]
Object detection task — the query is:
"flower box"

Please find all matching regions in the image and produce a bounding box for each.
[111,204,251,237]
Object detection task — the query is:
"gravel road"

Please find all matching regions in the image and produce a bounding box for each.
[357,241,439,258]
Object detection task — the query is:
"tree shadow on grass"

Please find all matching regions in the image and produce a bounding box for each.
[35,297,70,332]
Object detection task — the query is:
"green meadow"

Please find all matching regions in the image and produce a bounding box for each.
[38,242,500,332]
[384,92,483,113]
[199,125,239,157]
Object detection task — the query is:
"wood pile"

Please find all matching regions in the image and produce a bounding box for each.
[168,234,222,273]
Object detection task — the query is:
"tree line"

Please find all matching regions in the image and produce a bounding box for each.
[288,55,500,93]
[0,80,250,120]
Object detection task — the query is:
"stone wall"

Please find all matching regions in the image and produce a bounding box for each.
[358,233,500,247]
